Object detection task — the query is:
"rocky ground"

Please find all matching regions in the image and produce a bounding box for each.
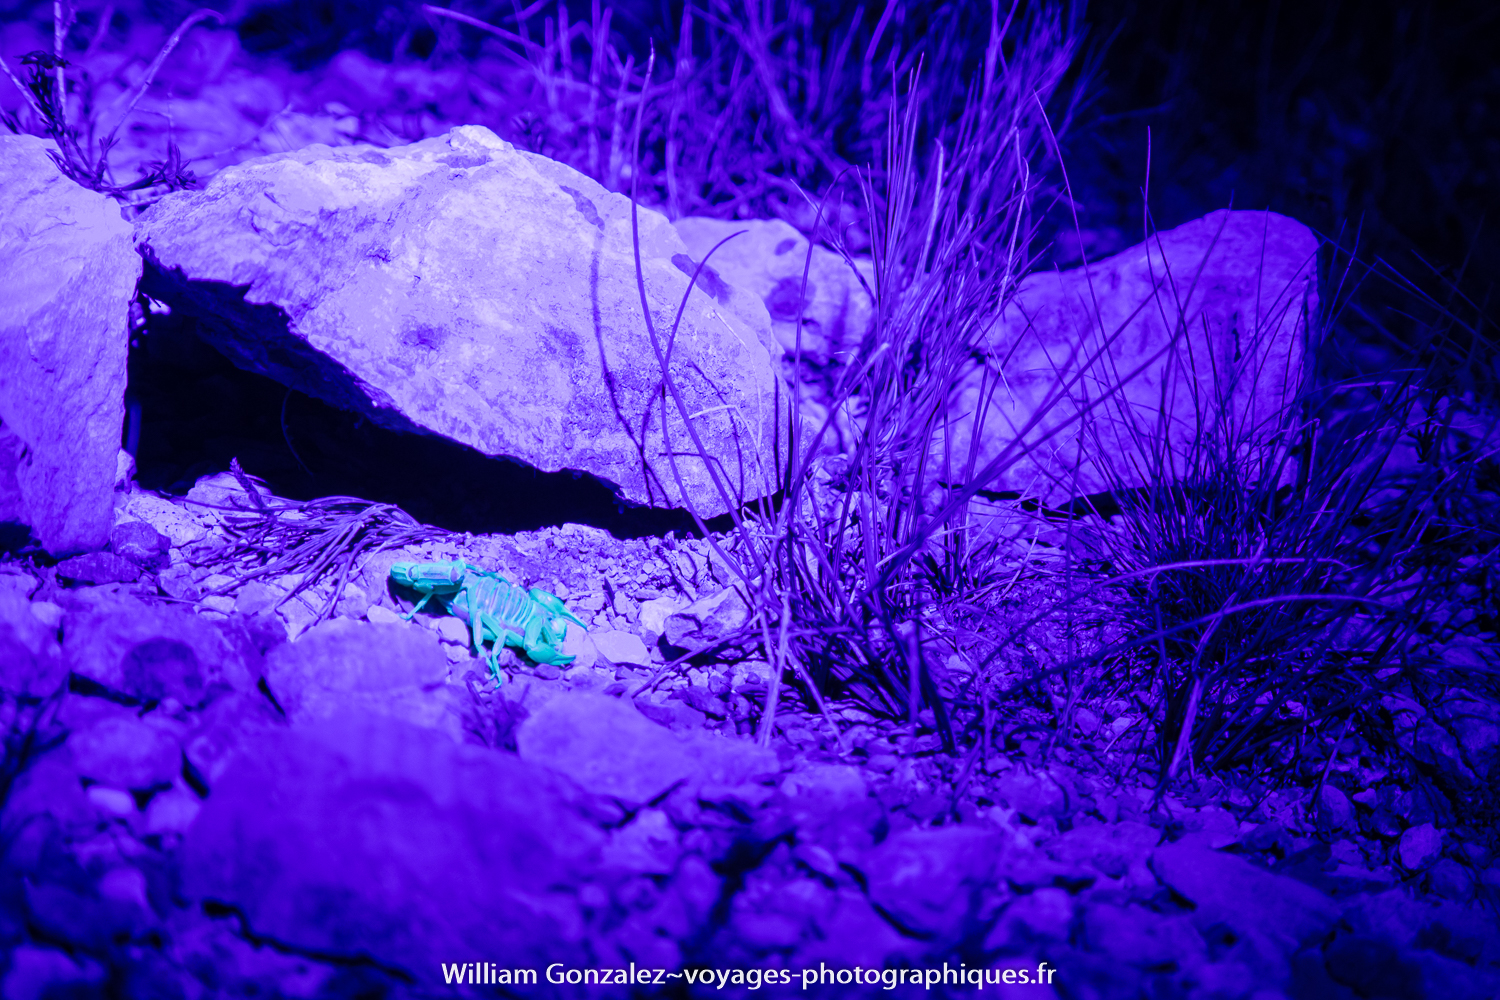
[1,467,1498,998]
[3,3,1499,997]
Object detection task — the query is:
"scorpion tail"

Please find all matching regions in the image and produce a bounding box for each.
[529,589,588,632]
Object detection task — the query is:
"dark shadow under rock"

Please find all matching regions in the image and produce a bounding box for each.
[127,304,699,539]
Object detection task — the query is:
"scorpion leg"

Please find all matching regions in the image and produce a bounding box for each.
[463,585,484,659]
[401,591,438,621]
[476,609,509,687]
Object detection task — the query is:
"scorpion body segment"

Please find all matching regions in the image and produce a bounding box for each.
[389,560,587,683]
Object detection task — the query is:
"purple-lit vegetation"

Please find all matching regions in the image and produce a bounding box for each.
[2,0,1498,990]
[3,0,1497,836]
[625,4,1093,753]
[0,2,220,201]
[591,0,1500,851]
[1066,248,1499,805]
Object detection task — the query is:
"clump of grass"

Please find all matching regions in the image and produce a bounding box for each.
[421,0,1093,239]
[602,0,1499,828]
[627,1,1111,752]
[183,461,448,628]
[0,3,220,207]
[998,212,1500,828]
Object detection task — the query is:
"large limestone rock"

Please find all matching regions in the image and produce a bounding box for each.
[516,691,777,804]
[0,135,139,555]
[674,216,875,455]
[180,709,604,975]
[133,125,781,517]
[949,209,1318,504]
[263,616,461,737]
[673,215,875,363]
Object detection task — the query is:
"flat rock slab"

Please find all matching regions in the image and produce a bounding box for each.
[952,209,1318,503]
[0,134,139,555]
[60,588,255,704]
[589,627,650,668]
[54,551,140,586]
[179,709,604,976]
[263,616,459,733]
[517,690,778,803]
[1150,841,1343,952]
[134,125,782,517]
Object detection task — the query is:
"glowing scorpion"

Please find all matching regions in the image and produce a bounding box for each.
[388,560,587,683]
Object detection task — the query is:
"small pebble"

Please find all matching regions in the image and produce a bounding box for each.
[86,786,136,816]
[433,616,470,645]
[200,595,236,615]
[366,605,404,625]
[30,601,64,628]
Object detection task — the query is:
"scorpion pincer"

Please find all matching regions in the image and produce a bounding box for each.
[388,560,587,683]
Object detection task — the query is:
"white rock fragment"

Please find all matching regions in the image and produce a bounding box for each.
[432,615,471,646]
[120,491,209,547]
[638,596,686,637]
[664,586,751,650]
[591,629,651,669]
[559,620,598,670]
[366,605,405,626]
[29,601,64,628]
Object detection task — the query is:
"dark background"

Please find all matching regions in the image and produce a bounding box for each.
[224,0,1500,376]
[1050,0,1498,387]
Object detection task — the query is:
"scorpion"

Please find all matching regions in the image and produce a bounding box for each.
[389,560,587,683]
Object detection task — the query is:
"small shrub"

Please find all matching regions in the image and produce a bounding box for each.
[0,5,222,207]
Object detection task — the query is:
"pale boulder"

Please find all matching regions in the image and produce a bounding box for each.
[674,215,875,362]
[948,210,1318,504]
[557,620,598,670]
[590,628,651,669]
[0,135,140,555]
[637,595,686,637]
[134,126,781,517]
[516,692,776,803]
